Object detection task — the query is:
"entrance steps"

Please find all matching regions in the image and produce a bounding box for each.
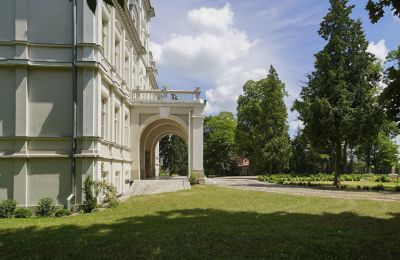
[122,176,191,198]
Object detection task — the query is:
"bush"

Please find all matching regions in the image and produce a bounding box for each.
[189,172,200,185]
[363,186,370,190]
[96,179,119,208]
[357,185,361,190]
[36,197,57,217]
[257,175,265,181]
[55,209,71,217]
[0,200,17,218]
[82,176,98,213]
[395,186,400,192]
[371,184,385,191]
[14,208,32,218]
[375,175,390,183]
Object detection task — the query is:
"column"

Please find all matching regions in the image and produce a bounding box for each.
[191,108,205,183]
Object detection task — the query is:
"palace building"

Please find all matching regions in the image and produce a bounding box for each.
[0,0,205,207]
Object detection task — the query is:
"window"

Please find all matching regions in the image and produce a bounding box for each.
[101,98,108,139]
[114,107,120,143]
[115,171,120,193]
[125,56,129,83]
[115,38,120,72]
[102,19,109,58]
[124,113,130,146]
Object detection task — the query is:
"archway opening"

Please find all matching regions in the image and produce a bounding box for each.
[140,118,188,179]
[159,134,188,177]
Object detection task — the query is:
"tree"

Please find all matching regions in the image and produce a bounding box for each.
[379,47,400,128]
[159,135,188,176]
[203,112,238,176]
[86,0,125,14]
[294,0,380,186]
[366,0,400,23]
[236,66,292,174]
[371,132,399,173]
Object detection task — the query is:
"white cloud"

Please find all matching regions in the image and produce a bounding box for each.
[151,3,258,79]
[188,3,234,33]
[205,67,265,113]
[367,39,389,61]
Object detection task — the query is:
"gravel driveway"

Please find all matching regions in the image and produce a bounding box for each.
[210,176,400,202]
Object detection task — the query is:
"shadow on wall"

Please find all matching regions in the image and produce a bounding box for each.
[1,209,400,258]
[28,68,72,137]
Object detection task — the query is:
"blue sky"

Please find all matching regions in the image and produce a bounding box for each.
[149,0,400,136]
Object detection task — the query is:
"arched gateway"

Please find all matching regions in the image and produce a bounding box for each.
[130,87,206,182]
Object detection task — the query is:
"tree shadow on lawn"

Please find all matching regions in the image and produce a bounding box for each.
[1,209,400,259]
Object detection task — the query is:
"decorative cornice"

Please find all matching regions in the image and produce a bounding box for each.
[143,0,155,18]
[112,0,146,55]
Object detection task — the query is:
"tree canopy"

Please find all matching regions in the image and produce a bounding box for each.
[366,0,400,23]
[379,47,400,128]
[204,112,238,176]
[294,0,382,186]
[86,0,125,14]
[236,66,292,174]
[159,135,188,176]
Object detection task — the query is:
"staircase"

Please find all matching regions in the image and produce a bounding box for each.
[122,176,191,198]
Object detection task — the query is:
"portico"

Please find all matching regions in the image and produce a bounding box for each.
[130,87,206,181]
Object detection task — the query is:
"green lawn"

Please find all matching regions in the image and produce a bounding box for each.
[1,186,400,259]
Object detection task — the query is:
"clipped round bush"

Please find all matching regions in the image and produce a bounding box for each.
[55,209,71,217]
[395,186,400,192]
[36,197,57,217]
[14,208,32,218]
[371,184,385,191]
[0,199,17,218]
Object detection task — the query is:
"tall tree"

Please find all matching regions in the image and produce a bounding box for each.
[366,0,400,23]
[204,112,238,176]
[159,135,188,176]
[379,47,400,128]
[236,66,292,174]
[294,0,379,186]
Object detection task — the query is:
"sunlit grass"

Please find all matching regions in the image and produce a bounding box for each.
[1,186,400,258]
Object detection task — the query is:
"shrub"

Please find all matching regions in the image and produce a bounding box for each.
[257,175,265,181]
[371,184,385,191]
[395,186,400,192]
[357,185,361,190]
[375,175,389,183]
[0,200,17,218]
[82,176,98,213]
[189,172,200,185]
[14,208,32,218]
[96,179,119,208]
[363,186,370,190]
[55,209,71,217]
[36,197,57,217]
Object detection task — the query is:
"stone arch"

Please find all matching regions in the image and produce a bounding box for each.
[139,117,188,179]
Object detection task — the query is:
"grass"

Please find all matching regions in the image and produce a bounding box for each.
[1,186,400,259]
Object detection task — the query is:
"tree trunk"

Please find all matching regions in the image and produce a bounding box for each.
[365,143,372,174]
[342,141,347,174]
[334,140,342,188]
[269,163,273,175]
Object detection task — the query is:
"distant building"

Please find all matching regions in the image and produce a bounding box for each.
[238,158,253,176]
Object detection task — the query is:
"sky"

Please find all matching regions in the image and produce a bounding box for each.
[149,0,400,137]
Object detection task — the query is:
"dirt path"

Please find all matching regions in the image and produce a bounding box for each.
[211,176,400,202]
